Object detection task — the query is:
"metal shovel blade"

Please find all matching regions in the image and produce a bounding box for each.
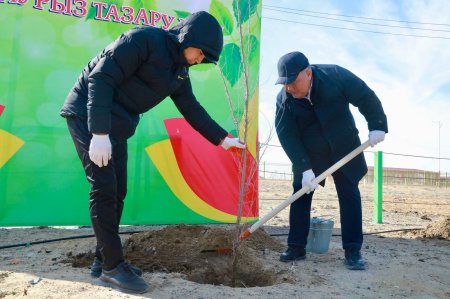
[200,247,232,254]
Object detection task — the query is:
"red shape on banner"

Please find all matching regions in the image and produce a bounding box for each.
[0,104,5,117]
[164,118,258,217]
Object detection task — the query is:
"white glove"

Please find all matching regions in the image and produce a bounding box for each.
[89,134,112,167]
[220,137,245,150]
[302,169,318,194]
[369,130,385,147]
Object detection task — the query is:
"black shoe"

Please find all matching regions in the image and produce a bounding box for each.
[97,262,149,294]
[280,247,306,262]
[90,257,143,278]
[344,249,366,270]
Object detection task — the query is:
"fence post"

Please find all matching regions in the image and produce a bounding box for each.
[374,151,383,224]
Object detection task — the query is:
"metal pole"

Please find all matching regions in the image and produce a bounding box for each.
[438,121,441,176]
[263,161,265,179]
[374,151,383,224]
[433,121,442,177]
[446,172,448,188]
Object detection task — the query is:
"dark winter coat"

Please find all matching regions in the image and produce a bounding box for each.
[60,11,227,144]
[275,64,388,185]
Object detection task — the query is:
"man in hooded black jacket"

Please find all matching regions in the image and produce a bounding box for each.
[60,11,244,294]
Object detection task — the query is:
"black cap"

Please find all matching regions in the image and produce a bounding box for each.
[276,52,310,84]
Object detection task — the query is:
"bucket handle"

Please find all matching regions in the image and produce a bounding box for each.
[312,215,335,222]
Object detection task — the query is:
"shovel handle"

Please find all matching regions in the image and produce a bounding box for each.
[241,140,370,239]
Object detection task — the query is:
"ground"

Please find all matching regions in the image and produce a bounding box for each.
[0,180,449,298]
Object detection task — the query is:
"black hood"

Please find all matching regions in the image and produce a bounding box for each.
[169,11,223,64]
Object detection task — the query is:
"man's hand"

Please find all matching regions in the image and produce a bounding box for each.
[89,134,112,167]
[220,137,245,150]
[302,169,318,194]
[369,130,386,147]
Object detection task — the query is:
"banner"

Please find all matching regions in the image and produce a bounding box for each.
[0,0,261,226]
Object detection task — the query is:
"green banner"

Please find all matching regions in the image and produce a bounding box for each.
[0,0,261,226]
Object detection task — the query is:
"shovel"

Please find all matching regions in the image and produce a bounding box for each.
[239,140,371,241]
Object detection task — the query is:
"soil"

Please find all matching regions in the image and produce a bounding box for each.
[0,180,449,298]
[411,217,450,240]
[65,225,286,287]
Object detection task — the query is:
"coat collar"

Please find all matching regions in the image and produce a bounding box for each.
[280,66,319,105]
[310,65,322,100]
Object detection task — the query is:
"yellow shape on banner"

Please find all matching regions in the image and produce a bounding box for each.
[146,139,257,223]
[239,89,259,159]
[0,129,25,168]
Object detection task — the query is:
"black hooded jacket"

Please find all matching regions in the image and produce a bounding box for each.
[60,11,227,144]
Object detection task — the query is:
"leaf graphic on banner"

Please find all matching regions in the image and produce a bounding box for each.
[0,129,25,168]
[232,0,259,25]
[145,118,258,222]
[243,34,259,62]
[209,0,234,36]
[85,0,156,23]
[105,0,130,37]
[219,43,242,86]
[165,118,258,217]
[173,10,191,20]
[239,90,259,159]
[190,63,214,72]
[85,4,98,21]
[84,0,112,21]
[129,0,156,11]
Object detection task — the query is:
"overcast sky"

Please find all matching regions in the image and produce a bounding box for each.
[258,0,450,174]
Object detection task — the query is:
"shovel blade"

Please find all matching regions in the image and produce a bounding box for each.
[200,247,232,254]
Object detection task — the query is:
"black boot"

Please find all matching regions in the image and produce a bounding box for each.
[97,262,149,294]
[90,257,143,278]
[344,249,366,270]
[280,247,306,262]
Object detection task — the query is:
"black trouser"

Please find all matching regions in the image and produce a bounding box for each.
[66,116,128,270]
[288,169,363,250]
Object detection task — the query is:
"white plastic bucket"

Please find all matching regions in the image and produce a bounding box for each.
[306,217,334,253]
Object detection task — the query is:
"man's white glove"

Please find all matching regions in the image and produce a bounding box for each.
[220,137,245,150]
[89,134,112,167]
[368,130,386,147]
[302,169,318,194]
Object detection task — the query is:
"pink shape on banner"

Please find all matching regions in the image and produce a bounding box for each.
[0,104,4,117]
[164,118,258,217]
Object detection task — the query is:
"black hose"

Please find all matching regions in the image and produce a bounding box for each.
[0,230,144,250]
[0,228,424,250]
[268,227,424,237]
[358,228,424,236]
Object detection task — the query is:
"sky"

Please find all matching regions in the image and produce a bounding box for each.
[258,0,450,175]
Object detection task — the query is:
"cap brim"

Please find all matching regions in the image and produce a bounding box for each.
[275,75,297,85]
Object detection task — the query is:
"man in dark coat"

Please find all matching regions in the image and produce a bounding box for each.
[60,11,244,293]
[275,51,388,270]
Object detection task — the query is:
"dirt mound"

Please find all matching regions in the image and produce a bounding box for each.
[420,217,450,240]
[65,225,288,288]
[64,251,95,268]
[123,224,285,287]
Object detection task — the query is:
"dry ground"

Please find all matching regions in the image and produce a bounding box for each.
[0,180,449,298]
